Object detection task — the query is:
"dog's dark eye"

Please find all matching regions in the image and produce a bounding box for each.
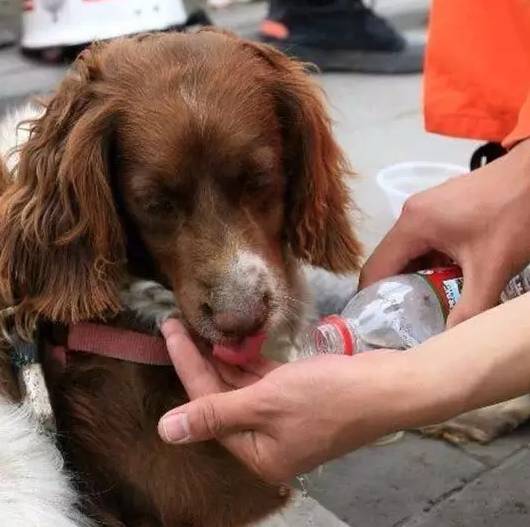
[143,198,177,216]
[242,172,274,195]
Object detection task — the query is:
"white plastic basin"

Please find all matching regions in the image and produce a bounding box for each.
[377,161,467,220]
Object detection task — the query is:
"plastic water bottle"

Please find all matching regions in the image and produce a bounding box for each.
[301,266,464,356]
[302,264,530,357]
[501,264,530,302]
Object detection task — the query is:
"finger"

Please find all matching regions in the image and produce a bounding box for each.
[239,356,282,377]
[161,318,189,340]
[359,222,430,289]
[162,318,223,397]
[447,257,511,328]
[212,358,263,388]
[211,354,281,388]
[158,387,260,443]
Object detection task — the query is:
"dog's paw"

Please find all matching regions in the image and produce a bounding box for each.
[120,279,179,329]
[420,395,530,444]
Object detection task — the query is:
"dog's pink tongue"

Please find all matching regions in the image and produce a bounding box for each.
[213,333,266,365]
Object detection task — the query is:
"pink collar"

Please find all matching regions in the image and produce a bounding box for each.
[52,322,173,367]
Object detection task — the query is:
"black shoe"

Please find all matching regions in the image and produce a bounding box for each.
[260,0,424,73]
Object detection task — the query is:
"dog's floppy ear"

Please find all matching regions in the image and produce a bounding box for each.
[0,44,125,329]
[245,41,362,273]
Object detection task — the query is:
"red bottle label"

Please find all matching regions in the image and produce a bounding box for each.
[416,266,463,318]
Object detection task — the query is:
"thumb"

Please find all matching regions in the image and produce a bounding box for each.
[158,387,259,444]
[447,259,509,328]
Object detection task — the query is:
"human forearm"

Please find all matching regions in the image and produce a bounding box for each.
[396,292,530,430]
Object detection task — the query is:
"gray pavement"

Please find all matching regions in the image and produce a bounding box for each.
[2,1,530,526]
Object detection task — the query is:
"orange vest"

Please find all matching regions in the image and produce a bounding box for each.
[424,0,530,147]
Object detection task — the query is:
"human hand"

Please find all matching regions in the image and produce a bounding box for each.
[157,319,417,483]
[360,139,530,327]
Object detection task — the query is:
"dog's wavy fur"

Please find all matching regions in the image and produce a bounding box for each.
[0,32,360,336]
[0,30,361,527]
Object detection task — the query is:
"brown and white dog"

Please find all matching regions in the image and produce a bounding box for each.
[0,30,361,527]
